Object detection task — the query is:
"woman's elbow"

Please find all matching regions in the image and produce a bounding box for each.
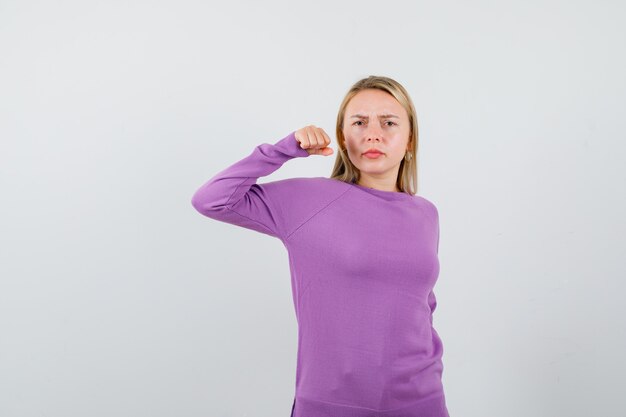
[191,190,218,216]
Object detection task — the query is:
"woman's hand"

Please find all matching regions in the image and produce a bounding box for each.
[295,125,334,156]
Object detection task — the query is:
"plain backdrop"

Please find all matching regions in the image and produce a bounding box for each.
[1,1,625,416]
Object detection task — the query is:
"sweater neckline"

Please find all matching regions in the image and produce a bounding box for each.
[348,181,414,201]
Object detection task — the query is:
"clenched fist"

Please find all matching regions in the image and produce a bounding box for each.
[295,125,334,156]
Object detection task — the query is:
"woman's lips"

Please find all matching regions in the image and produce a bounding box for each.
[363,151,383,159]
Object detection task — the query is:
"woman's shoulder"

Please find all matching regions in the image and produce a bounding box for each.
[262,176,351,196]
[414,193,438,209]
[256,177,351,239]
[413,193,439,224]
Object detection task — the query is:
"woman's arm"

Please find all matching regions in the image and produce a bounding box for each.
[191,130,310,240]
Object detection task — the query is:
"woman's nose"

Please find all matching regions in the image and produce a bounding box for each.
[366,124,383,141]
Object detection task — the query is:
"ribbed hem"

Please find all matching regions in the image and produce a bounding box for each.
[292,393,449,417]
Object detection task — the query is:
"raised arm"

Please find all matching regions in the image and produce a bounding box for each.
[190,130,310,240]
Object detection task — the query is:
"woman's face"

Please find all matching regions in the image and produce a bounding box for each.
[342,88,411,186]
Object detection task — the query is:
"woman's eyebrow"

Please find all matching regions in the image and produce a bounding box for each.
[349,114,399,119]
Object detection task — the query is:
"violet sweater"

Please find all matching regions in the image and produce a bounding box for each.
[191,131,449,417]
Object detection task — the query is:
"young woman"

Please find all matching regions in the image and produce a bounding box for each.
[191,75,450,417]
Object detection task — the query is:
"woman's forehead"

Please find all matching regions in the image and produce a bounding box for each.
[346,90,407,117]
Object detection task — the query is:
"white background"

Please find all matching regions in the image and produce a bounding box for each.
[1,1,625,416]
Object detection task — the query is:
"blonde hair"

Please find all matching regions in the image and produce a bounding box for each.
[330,75,419,195]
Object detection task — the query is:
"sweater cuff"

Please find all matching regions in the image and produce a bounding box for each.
[285,131,311,158]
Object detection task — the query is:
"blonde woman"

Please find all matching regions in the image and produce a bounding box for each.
[191,75,450,417]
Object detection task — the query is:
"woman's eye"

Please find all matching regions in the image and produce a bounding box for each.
[352,120,395,126]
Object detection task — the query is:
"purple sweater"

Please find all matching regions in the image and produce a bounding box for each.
[191,131,449,417]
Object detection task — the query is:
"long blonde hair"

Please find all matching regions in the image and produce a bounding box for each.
[330,75,419,195]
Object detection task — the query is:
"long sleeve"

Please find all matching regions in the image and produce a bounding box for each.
[191,130,310,240]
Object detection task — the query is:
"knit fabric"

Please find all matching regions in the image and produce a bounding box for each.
[191,131,449,417]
